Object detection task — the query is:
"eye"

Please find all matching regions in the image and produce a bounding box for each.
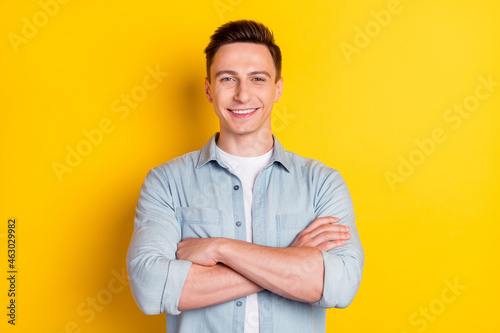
[221,77,235,82]
[252,77,266,82]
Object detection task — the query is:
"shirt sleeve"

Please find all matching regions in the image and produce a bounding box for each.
[126,168,192,315]
[310,168,364,309]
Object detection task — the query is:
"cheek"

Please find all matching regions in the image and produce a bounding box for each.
[213,87,233,104]
[262,90,276,104]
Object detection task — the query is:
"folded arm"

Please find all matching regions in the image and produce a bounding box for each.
[127,167,363,315]
[178,263,263,311]
[177,217,351,309]
[178,169,364,311]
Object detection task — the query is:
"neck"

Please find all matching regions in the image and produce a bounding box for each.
[216,129,273,157]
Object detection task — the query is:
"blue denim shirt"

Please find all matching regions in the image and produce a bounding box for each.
[126,133,364,333]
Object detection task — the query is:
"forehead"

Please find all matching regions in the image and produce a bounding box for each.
[211,42,275,76]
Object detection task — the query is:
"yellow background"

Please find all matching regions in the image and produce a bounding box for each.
[1,0,499,332]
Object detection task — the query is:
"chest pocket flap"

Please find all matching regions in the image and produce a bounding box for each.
[175,207,223,239]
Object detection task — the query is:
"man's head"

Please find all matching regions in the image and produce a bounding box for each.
[204,20,282,83]
[203,20,284,142]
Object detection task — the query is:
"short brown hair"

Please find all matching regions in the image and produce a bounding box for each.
[204,20,282,83]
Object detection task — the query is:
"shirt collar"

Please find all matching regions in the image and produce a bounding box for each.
[196,133,291,172]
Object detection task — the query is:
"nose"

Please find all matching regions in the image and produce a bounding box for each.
[234,80,250,103]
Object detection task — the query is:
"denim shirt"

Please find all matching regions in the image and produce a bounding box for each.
[126,133,364,333]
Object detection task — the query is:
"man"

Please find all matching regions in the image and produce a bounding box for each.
[127,20,364,332]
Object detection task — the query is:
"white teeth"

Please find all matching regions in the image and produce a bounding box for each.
[230,108,257,114]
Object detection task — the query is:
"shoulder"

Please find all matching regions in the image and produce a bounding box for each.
[283,150,340,179]
[147,149,201,183]
[282,150,351,208]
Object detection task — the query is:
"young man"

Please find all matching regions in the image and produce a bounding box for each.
[127,20,364,332]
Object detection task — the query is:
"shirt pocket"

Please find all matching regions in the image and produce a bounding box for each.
[175,207,223,239]
[276,212,317,247]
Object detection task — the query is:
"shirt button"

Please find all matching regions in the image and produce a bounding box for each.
[233,185,240,190]
[236,221,242,227]
[236,301,242,307]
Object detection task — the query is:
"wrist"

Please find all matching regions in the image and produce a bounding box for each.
[214,237,228,264]
[214,237,241,265]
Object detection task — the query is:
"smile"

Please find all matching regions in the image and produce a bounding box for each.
[228,108,259,115]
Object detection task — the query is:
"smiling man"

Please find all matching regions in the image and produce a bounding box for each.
[126,20,364,333]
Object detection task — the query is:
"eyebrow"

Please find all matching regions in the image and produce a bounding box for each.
[249,71,271,78]
[215,70,272,79]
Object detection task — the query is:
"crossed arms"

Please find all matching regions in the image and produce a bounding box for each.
[176,217,351,310]
[127,167,364,316]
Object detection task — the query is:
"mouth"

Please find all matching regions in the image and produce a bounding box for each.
[227,107,259,117]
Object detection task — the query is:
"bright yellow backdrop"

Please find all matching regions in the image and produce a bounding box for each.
[1,0,499,332]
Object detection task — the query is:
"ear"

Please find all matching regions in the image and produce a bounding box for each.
[273,77,283,103]
[205,77,213,103]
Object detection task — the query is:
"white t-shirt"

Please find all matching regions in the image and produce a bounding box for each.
[216,145,273,333]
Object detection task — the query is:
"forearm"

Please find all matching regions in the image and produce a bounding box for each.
[176,217,351,305]
[216,239,324,303]
[178,263,263,311]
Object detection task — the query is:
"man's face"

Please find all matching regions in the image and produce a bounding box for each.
[205,42,283,139]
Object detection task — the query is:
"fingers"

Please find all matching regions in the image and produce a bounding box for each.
[301,217,350,239]
[308,223,350,239]
[316,239,348,252]
[311,229,351,244]
[302,216,340,234]
[290,217,351,250]
[297,230,350,250]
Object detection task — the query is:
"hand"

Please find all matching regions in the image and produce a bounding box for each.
[289,217,350,251]
[176,237,221,266]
